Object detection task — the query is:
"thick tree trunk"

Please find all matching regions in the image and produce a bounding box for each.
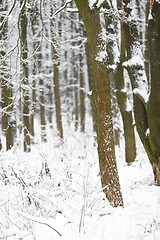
[122,0,160,185]
[74,0,123,207]
[147,1,160,185]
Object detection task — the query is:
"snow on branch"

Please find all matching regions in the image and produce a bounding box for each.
[53,0,73,16]
[17,211,62,237]
[89,0,105,9]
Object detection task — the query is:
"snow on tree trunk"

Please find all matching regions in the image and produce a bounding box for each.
[121,0,160,185]
[74,0,123,207]
[147,1,160,185]
[104,0,136,163]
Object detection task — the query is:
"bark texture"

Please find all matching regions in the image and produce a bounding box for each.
[147,1,160,185]
[121,0,160,185]
[74,0,123,207]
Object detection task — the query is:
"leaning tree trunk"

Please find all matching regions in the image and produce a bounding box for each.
[74,0,123,207]
[147,1,160,185]
[121,0,160,185]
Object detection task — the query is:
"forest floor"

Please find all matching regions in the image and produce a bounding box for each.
[0,127,160,240]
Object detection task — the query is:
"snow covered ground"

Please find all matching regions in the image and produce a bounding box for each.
[0,129,159,240]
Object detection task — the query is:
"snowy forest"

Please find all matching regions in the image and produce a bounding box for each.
[0,0,160,239]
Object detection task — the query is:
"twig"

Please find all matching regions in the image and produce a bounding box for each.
[0,234,16,239]
[17,211,62,237]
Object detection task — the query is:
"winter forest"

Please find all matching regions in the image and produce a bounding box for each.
[0,0,160,239]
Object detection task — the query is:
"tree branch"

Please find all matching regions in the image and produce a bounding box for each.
[17,211,62,237]
[53,0,73,17]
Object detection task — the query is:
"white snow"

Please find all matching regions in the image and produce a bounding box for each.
[0,128,160,240]
[123,43,149,103]
[95,50,108,62]
[88,0,105,9]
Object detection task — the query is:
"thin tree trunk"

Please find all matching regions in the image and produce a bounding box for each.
[50,6,63,139]
[0,0,15,150]
[30,1,47,142]
[79,48,85,132]
[29,3,38,140]
[53,61,63,139]
[39,77,47,142]
[116,26,136,163]
[19,0,30,152]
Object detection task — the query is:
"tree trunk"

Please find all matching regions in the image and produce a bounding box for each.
[0,0,15,150]
[147,1,160,185]
[50,5,63,139]
[121,0,160,185]
[53,61,63,139]
[39,77,47,142]
[79,47,85,132]
[104,0,136,163]
[1,78,14,150]
[74,0,123,207]
[29,2,38,140]
[19,0,31,152]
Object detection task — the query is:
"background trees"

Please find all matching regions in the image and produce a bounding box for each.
[0,0,15,150]
[1,0,160,206]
